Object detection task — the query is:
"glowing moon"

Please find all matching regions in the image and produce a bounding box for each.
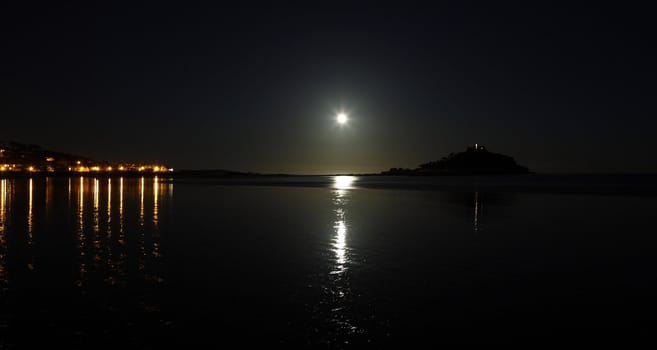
[336,113,348,124]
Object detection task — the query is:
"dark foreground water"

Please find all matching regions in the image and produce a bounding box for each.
[0,175,656,348]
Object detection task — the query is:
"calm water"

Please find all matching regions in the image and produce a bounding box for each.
[0,175,656,348]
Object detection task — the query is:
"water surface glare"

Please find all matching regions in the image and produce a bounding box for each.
[0,175,656,347]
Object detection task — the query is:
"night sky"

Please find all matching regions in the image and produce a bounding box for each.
[2,2,656,174]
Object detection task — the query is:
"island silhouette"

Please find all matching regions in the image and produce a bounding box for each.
[381,144,531,175]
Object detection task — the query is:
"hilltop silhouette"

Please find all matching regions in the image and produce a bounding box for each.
[0,140,168,174]
[0,141,92,171]
[382,145,531,175]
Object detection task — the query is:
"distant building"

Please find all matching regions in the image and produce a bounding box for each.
[468,143,487,152]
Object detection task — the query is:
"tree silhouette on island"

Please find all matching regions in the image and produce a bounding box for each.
[381,144,531,175]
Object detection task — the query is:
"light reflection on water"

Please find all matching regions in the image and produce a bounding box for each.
[93,178,100,271]
[152,177,161,263]
[331,176,354,278]
[314,176,362,340]
[54,176,168,290]
[332,190,350,275]
[474,191,481,233]
[333,216,347,273]
[1,174,510,346]
[0,179,8,286]
[119,177,124,244]
[76,177,85,288]
[332,176,355,275]
[0,176,171,331]
[0,175,503,346]
[0,175,652,347]
[27,179,34,270]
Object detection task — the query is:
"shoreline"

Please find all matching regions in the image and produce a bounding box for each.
[2,172,656,197]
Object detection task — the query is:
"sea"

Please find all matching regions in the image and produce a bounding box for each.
[0,174,656,348]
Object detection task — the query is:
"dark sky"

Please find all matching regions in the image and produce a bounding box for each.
[2,2,656,174]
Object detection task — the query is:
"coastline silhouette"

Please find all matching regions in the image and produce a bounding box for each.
[3,141,530,177]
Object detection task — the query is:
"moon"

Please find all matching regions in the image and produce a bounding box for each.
[336,112,348,124]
